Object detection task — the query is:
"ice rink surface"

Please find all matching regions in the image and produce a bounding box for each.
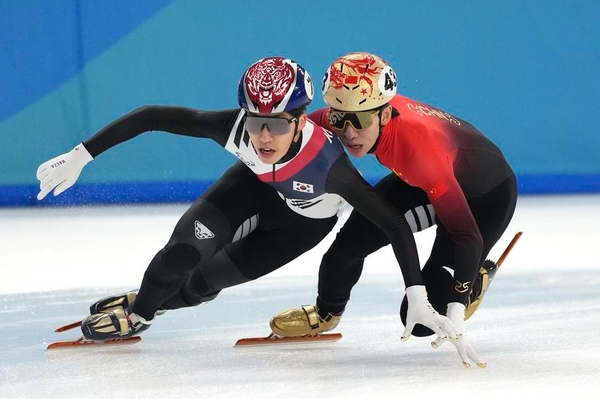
[2,194,600,399]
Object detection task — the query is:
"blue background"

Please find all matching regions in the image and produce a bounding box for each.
[2,0,599,206]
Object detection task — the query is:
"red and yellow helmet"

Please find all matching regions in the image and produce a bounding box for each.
[322,52,397,111]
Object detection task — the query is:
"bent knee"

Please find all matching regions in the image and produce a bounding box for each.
[159,242,202,276]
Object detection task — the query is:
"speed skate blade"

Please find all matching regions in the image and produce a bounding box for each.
[234,332,342,347]
[55,320,83,333]
[46,336,141,350]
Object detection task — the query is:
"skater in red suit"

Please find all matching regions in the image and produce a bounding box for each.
[270,52,518,368]
[37,57,460,356]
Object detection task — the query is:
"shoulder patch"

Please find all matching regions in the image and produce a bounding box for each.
[428,182,449,201]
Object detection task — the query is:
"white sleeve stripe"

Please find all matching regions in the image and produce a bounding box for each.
[405,204,436,233]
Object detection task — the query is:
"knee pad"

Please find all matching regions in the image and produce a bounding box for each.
[148,243,202,279]
[399,267,454,337]
[164,249,247,311]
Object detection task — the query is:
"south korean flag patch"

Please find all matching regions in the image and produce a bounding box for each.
[293,180,314,194]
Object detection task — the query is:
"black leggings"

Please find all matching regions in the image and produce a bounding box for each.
[316,173,517,331]
[132,161,338,320]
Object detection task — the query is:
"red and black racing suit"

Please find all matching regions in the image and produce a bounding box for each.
[310,94,517,335]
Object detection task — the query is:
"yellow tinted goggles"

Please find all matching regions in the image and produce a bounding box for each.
[327,109,379,131]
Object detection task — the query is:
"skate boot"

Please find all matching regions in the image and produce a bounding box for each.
[89,290,138,314]
[81,307,151,340]
[465,259,498,320]
[89,290,167,317]
[270,305,341,337]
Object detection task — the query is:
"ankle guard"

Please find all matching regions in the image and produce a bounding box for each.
[270,305,341,337]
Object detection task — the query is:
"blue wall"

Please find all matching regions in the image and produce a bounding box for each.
[2,0,599,206]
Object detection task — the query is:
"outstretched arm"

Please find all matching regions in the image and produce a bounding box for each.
[36,106,240,200]
[83,106,238,157]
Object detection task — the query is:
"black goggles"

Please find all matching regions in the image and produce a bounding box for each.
[327,108,379,131]
[244,115,297,136]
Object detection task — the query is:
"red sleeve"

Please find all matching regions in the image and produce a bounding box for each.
[401,137,483,302]
[308,108,333,131]
[429,177,483,304]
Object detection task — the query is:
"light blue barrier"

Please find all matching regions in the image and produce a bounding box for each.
[3,1,599,206]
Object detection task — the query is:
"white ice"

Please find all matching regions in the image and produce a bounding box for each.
[1,194,600,399]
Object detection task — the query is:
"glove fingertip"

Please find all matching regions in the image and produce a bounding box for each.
[53,180,70,197]
[400,329,411,341]
[401,323,415,341]
[37,187,51,200]
[431,337,444,348]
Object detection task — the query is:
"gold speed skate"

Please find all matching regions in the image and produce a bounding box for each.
[89,290,166,317]
[81,308,151,340]
[465,231,523,319]
[465,260,498,320]
[89,290,138,314]
[270,305,341,337]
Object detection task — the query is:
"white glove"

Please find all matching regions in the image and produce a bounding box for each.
[401,285,458,342]
[36,143,94,200]
[431,302,487,369]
